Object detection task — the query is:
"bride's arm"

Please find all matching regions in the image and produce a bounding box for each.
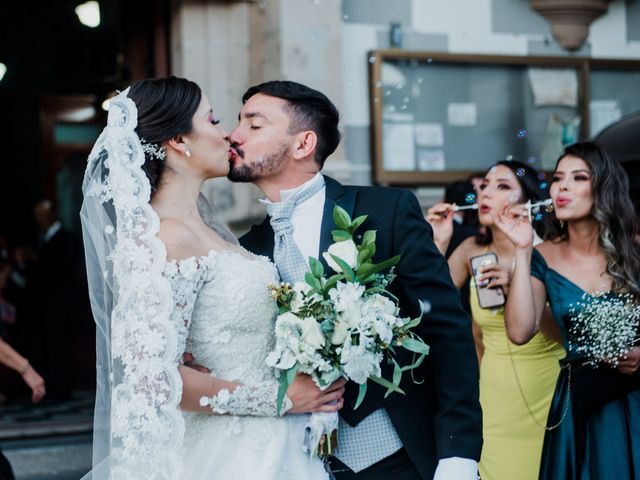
[179,365,240,414]
[179,366,345,416]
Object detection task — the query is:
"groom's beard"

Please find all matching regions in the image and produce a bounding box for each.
[227,143,289,183]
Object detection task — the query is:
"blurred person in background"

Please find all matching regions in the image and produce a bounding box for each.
[440,180,480,258]
[0,257,46,480]
[427,179,480,315]
[31,199,81,401]
[426,160,564,480]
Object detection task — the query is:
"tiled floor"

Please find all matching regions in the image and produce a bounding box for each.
[2,436,92,480]
[0,391,94,480]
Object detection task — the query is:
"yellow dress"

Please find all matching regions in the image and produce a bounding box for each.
[471,280,565,480]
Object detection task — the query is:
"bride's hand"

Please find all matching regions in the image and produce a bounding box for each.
[287,374,345,414]
[493,203,534,250]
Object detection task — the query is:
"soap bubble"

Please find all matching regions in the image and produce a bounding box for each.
[419,299,432,315]
[465,193,476,204]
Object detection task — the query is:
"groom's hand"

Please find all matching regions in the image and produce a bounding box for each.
[287,374,345,414]
[182,353,210,374]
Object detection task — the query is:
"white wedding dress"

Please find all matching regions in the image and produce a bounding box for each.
[163,248,328,480]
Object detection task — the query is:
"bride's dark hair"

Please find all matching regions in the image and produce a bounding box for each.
[547,141,640,296]
[128,76,202,194]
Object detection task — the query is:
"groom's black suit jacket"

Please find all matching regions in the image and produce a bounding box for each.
[240,176,482,479]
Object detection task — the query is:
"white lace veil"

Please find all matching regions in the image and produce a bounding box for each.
[80,89,184,479]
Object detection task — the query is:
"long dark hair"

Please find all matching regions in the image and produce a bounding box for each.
[476,160,551,245]
[127,76,202,193]
[547,142,640,296]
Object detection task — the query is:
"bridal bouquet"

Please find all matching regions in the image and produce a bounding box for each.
[569,292,640,367]
[265,206,430,458]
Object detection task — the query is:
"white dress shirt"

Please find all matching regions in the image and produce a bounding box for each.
[264,173,478,479]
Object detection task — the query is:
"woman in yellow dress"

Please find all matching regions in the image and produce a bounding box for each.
[426,160,565,480]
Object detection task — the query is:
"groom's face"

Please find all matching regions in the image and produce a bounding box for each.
[227,93,294,182]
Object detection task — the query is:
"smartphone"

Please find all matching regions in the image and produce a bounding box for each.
[470,252,505,309]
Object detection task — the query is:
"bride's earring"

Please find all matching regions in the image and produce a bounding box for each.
[559,220,565,228]
[185,146,191,158]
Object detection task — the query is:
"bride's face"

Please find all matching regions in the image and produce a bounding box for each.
[184,95,230,179]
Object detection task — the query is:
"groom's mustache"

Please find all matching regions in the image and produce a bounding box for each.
[229,143,245,159]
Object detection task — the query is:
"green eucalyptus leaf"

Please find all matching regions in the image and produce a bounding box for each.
[331,230,352,242]
[324,275,342,293]
[356,263,376,278]
[309,257,324,278]
[400,337,430,355]
[357,247,372,265]
[350,215,368,233]
[304,272,322,292]
[392,358,402,386]
[402,317,422,330]
[333,206,352,231]
[362,230,376,245]
[277,365,298,415]
[330,254,355,282]
[401,352,427,372]
[353,382,368,410]
[370,375,406,397]
[362,256,401,277]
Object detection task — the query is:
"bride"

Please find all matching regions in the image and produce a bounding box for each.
[80,76,344,480]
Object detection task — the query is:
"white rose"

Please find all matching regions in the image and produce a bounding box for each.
[266,348,296,370]
[332,282,365,310]
[373,320,393,345]
[341,345,380,384]
[339,303,362,328]
[300,317,326,350]
[366,294,398,316]
[322,240,359,273]
[331,321,350,345]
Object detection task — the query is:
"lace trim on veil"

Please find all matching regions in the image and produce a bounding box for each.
[81,90,184,479]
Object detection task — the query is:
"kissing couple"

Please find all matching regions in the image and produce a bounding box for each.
[80,77,481,480]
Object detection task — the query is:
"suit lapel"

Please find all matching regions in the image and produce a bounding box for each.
[318,176,357,270]
[248,217,275,262]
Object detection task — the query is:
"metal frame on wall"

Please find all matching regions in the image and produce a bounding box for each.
[369,50,640,186]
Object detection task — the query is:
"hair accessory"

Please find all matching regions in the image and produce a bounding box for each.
[140,138,166,161]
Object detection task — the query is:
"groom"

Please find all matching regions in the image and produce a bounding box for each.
[229,81,482,480]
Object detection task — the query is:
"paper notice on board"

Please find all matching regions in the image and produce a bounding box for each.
[528,68,578,107]
[415,123,444,147]
[589,100,622,137]
[417,149,445,171]
[447,103,477,126]
[383,113,416,171]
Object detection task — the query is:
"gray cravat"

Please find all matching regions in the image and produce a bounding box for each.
[267,175,325,285]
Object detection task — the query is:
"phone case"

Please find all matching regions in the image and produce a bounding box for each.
[470,252,505,309]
